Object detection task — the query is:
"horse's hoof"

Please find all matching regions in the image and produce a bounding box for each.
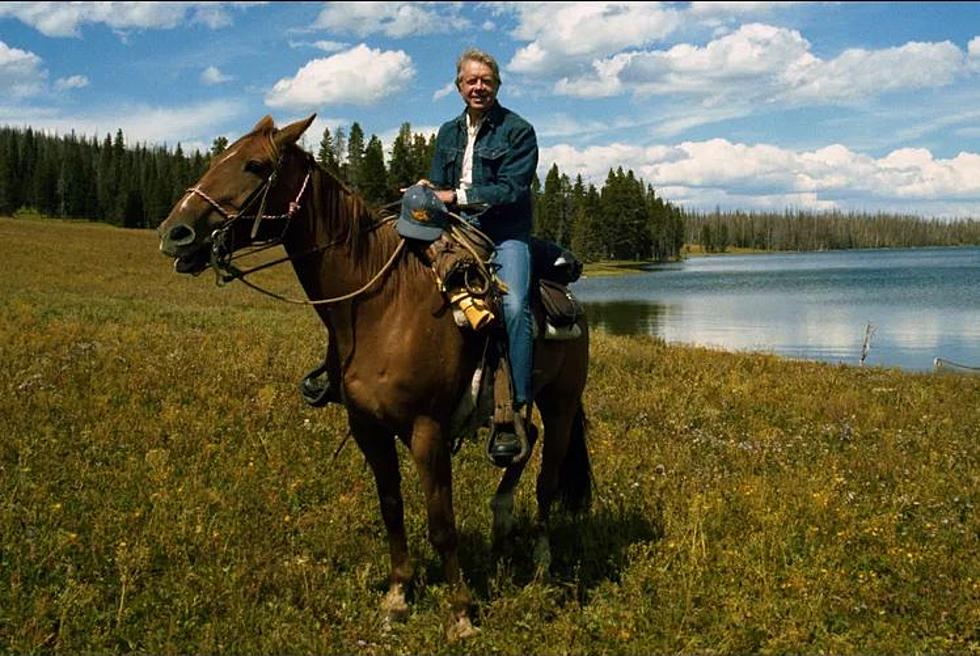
[447,614,481,641]
[381,584,409,622]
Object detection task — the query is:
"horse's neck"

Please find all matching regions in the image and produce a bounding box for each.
[282,166,395,308]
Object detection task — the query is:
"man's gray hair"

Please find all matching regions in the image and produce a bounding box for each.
[455,47,501,88]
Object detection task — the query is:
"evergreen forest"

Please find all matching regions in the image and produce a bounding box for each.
[2,123,977,262]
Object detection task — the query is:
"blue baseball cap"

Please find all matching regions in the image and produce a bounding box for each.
[397,184,449,241]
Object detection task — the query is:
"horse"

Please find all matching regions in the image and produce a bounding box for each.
[157,114,591,639]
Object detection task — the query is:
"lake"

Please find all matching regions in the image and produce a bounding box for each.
[570,246,980,372]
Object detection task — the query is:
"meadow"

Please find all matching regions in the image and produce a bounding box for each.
[1,217,978,654]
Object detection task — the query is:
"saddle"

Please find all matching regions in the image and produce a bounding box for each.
[417,228,585,339]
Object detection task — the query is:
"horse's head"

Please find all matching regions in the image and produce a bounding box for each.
[158,114,316,275]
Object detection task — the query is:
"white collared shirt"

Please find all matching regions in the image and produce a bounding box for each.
[456,112,484,205]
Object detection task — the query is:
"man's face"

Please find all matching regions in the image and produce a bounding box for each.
[457,59,497,114]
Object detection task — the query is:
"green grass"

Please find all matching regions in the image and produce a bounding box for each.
[2,216,979,654]
[582,260,659,277]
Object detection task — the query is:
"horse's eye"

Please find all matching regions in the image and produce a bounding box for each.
[245,159,269,175]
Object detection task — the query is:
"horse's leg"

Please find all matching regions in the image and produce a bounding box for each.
[349,418,413,621]
[490,421,539,545]
[529,394,577,575]
[409,415,478,640]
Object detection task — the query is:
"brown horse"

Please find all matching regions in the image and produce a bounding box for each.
[158,115,591,639]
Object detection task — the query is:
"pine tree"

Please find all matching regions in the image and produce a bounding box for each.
[0,130,13,214]
[536,163,563,242]
[570,174,600,261]
[411,132,434,181]
[171,143,188,205]
[388,122,415,194]
[316,127,339,174]
[359,134,388,205]
[332,127,346,180]
[210,136,228,160]
[346,122,365,191]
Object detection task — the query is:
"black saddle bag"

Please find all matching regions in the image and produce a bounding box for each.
[538,279,583,327]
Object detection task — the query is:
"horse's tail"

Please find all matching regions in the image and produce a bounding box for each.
[557,401,593,513]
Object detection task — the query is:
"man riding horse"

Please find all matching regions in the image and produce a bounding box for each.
[412,47,537,467]
[313,47,538,467]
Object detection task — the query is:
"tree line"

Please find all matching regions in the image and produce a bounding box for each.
[0,126,209,228]
[534,164,685,262]
[688,208,980,253]
[2,123,977,259]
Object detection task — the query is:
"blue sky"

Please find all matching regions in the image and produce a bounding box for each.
[2,1,979,217]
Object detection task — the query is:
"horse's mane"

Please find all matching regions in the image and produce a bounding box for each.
[277,139,429,300]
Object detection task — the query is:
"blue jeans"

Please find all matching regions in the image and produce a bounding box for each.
[493,238,532,406]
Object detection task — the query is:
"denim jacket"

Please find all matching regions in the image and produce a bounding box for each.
[428,102,538,242]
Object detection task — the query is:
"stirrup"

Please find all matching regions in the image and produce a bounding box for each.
[485,412,531,468]
[299,367,341,407]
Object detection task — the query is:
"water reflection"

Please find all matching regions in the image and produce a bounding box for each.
[571,247,980,371]
[584,300,672,336]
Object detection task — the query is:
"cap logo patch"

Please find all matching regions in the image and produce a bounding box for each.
[412,208,430,222]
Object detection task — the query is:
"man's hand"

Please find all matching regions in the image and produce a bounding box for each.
[400,179,433,192]
[398,179,456,205]
[433,189,456,205]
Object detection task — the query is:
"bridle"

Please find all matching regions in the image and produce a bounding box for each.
[182,137,310,274]
[178,138,405,306]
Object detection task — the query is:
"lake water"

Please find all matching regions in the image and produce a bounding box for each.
[570,246,980,372]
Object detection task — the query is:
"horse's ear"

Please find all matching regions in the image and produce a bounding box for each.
[252,115,276,133]
[274,114,316,149]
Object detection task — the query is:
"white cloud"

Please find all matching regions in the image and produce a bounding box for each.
[313,2,470,38]
[266,44,414,109]
[539,138,980,216]
[501,2,803,79]
[311,40,348,53]
[0,2,251,38]
[265,43,415,108]
[432,81,455,101]
[0,40,46,98]
[505,2,681,77]
[688,2,796,22]
[782,40,965,104]
[200,65,233,85]
[287,39,350,53]
[54,74,89,91]
[266,44,414,110]
[557,23,974,111]
[968,36,980,70]
[533,113,618,140]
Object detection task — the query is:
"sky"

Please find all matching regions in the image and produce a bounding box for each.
[1,1,979,217]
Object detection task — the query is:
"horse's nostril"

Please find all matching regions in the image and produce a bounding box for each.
[166,224,196,247]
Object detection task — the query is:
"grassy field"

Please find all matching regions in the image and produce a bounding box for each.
[2,216,979,654]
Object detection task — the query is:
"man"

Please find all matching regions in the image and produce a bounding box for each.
[426,47,538,466]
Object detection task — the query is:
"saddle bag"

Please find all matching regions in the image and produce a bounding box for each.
[538,279,583,328]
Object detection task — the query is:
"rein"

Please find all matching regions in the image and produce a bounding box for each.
[223,233,406,306]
